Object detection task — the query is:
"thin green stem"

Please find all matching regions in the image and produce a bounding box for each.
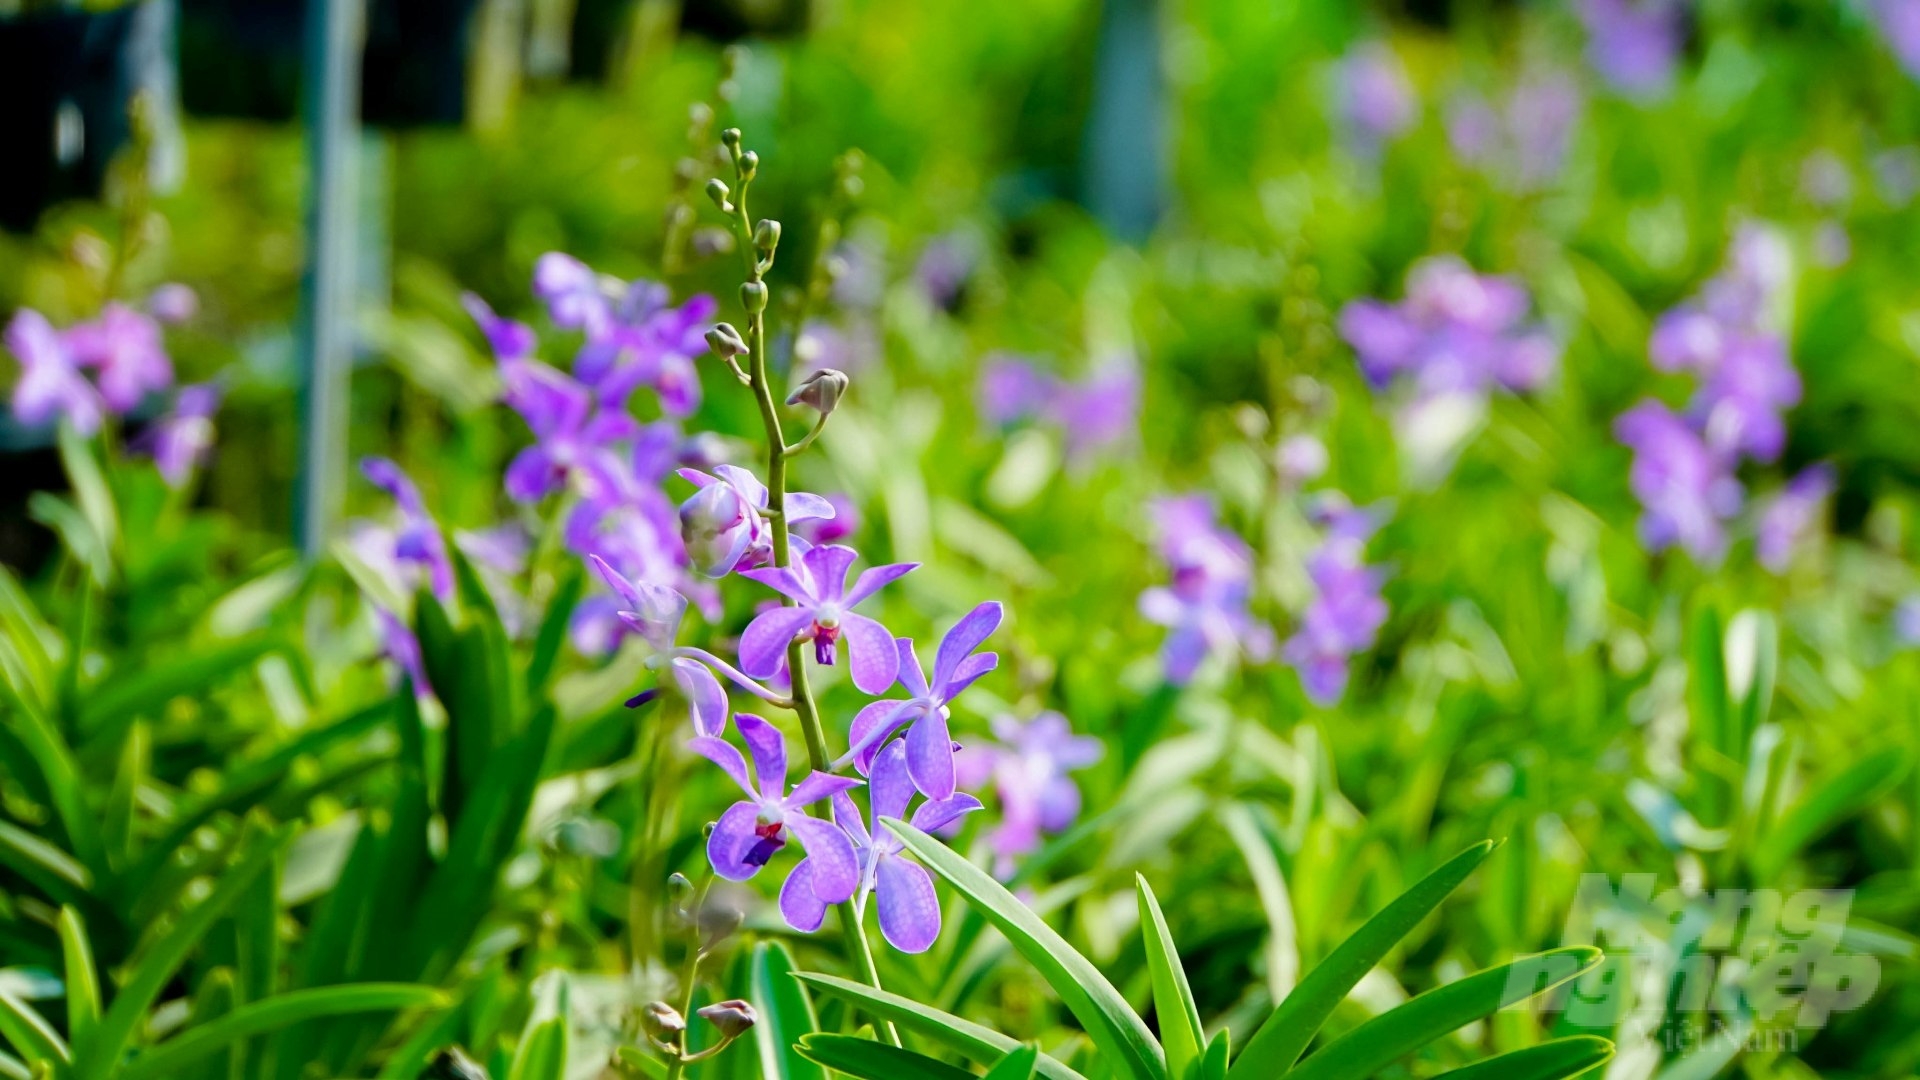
[722,136,901,1048]
[661,872,713,1080]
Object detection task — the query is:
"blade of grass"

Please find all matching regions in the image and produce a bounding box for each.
[1136,876,1203,1080]
[794,1034,974,1080]
[118,985,446,1080]
[884,819,1164,1080]
[0,991,68,1068]
[1231,840,1497,1080]
[57,907,99,1050]
[750,942,823,1080]
[794,974,1087,1080]
[1430,1036,1614,1079]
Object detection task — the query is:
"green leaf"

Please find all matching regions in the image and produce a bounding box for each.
[794,1034,974,1080]
[984,1045,1041,1080]
[76,637,280,753]
[1284,947,1603,1080]
[0,992,67,1068]
[611,1045,667,1078]
[1430,1036,1614,1079]
[1193,1030,1229,1080]
[507,1019,568,1080]
[73,823,290,1080]
[0,821,93,902]
[1231,840,1497,1079]
[57,423,119,580]
[56,908,99,1051]
[525,566,581,698]
[884,819,1165,1080]
[749,942,822,1080]
[117,985,445,1080]
[103,722,147,872]
[793,974,1086,1080]
[1755,749,1910,879]
[2,701,102,879]
[1136,876,1203,1080]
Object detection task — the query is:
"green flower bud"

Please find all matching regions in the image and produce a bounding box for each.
[705,179,732,211]
[696,1000,757,1040]
[641,1001,686,1042]
[753,218,781,255]
[740,281,768,314]
[721,127,742,151]
[739,150,759,180]
[705,323,749,358]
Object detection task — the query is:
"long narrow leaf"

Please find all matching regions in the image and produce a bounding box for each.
[0,992,67,1067]
[1136,876,1203,1080]
[58,907,100,1050]
[793,974,1086,1080]
[750,942,822,1080]
[984,1045,1041,1080]
[1232,840,1497,1079]
[1430,1036,1614,1079]
[74,824,290,1080]
[794,1034,974,1080]
[1285,947,1603,1080]
[117,984,446,1080]
[886,820,1165,1080]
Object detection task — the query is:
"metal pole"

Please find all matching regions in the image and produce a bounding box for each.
[296,0,364,559]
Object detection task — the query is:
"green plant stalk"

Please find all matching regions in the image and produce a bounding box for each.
[724,149,901,1048]
[663,873,714,1080]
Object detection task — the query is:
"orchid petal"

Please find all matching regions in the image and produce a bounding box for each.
[845,562,919,607]
[870,740,917,823]
[778,858,829,932]
[831,790,871,848]
[905,707,956,800]
[875,856,941,953]
[943,652,998,699]
[911,792,983,834]
[841,612,902,695]
[504,445,563,503]
[705,801,768,881]
[933,601,1002,690]
[788,771,864,807]
[847,698,918,774]
[737,606,816,678]
[737,566,817,605]
[894,638,930,699]
[713,464,769,509]
[688,736,754,797]
[783,491,836,522]
[734,713,788,798]
[671,658,730,737]
[787,816,859,903]
[801,545,860,601]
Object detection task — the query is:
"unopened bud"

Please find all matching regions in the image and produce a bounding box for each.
[700,897,745,946]
[667,871,695,920]
[705,323,749,358]
[753,219,781,255]
[786,368,848,416]
[696,1000,757,1040]
[739,281,768,314]
[641,1001,686,1042]
[705,179,732,211]
[721,127,742,151]
[739,151,759,180]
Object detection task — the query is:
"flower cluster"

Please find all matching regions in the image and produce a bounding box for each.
[955,712,1102,879]
[1138,495,1274,685]
[1340,256,1558,401]
[977,352,1140,465]
[1618,226,1808,562]
[1283,499,1388,706]
[4,287,221,488]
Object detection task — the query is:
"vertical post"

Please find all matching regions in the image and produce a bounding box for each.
[296,0,364,559]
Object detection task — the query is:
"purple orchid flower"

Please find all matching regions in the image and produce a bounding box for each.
[692,713,863,893]
[1139,495,1275,684]
[590,555,787,735]
[737,544,918,694]
[500,359,637,503]
[677,465,837,578]
[1338,41,1416,152]
[1049,362,1139,464]
[533,252,612,336]
[361,457,454,601]
[841,602,1002,800]
[1282,542,1389,706]
[146,283,199,325]
[795,493,859,546]
[144,382,222,487]
[977,354,1058,426]
[1340,256,1558,404]
[1873,0,1920,80]
[576,288,716,418]
[1757,464,1834,574]
[65,303,173,414]
[6,309,104,435]
[1693,335,1800,463]
[955,712,1101,879]
[374,607,434,703]
[1574,0,1683,99]
[784,740,980,951]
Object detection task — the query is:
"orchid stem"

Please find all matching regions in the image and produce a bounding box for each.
[720,126,902,1048]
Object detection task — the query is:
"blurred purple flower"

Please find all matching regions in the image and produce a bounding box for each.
[794,319,880,379]
[1448,73,1583,190]
[693,713,863,892]
[842,602,1002,800]
[1574,0,1684,99]
[361,457,454,601]
[1052,363,1140,464]
[462,292,536,362]
[1282,505,1388,706]
[738,544,918,694]
[6,309,104,435]
[1340,256,1557,399]
[499,359,637,502]
[955,712,1101,879]
[1338,42,1416,151]
[1277,434,1329,486]
[795,493,859,546]
[65,303,173,414]
[533,252,611,335]
[1756,464,1834,573]
[1896,596,1920,645]
[784,741,980,951]
[1139,495,1274,684]
[1694,335,1800,462]
[1615,399,1743,561]
[977,354,1058,425]
[144,382,221,487]
[915,232,982,311]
